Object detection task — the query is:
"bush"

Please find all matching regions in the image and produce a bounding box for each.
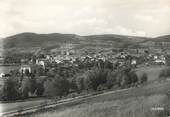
[106,71,117,89]
[128,71,138,86]
[75,74,86,92]
[1,77,20,101]
[20,76,31,98]
[84,68,109,91]
[115,68,138,88]
[140,73,148,84]
[43,79,55,97]
[36,82,44,96]
[159,68,170,79]
[97,84,107,91]
[40,75,71,98]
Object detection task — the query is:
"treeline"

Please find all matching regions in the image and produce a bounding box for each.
[3,53,34,64]
[0,66,147,101]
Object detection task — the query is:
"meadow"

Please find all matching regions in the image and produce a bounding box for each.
[136,66,166,81]
[2,66,168,117]
[22,78,170,117]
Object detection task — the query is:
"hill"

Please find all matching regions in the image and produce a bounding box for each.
[3,32,170,54]
[3,33,79,49]
[153,35,170,42]
[2,33,149,50]
[139,35,170,48]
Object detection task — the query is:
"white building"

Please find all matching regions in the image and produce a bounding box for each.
[131,59,137,65]
[19,65,31,74]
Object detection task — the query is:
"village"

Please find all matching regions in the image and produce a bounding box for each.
[0,44,168,78]
[0,42,169,102]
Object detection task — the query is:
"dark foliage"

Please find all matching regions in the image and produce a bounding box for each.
[1,78,20,101]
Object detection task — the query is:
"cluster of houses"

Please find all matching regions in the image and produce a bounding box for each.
[19,49,167,75]
[0,47,169,78]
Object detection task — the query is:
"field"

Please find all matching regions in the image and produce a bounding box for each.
[28,95,164,117]
[22,78,170,117]
[136,66,166,81]
[1,66,168,117]
[0,66,20,74]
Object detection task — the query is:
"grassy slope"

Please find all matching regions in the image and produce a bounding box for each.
[26,66,170,117]
[0,66,164,112]
[153,35,170,42]
[136,66,166,81]
[28,80,170,117]
[0,66,166,116]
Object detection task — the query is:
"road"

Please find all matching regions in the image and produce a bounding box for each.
[0,99,50,113]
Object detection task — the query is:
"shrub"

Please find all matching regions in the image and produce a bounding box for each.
[128,71,138,86]
[36,82,44,96]
[106,71,117,89]
[159,68,170,79]
[43,79,55,97]
[115,68,138,88]
[1,77,20,101]
[53,75,70,97]
[75,74,86,92]
[140,73,148,84]
[97,84,107,91]
[84,68,109,91]
[20,76,31,98]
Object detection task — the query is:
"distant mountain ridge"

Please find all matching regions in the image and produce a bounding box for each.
[2,32,148,48]
[152,35,170,42]
[3,32,80,48]
[2,32,170,50]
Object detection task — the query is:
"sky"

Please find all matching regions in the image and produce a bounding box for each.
[0,0,170,38]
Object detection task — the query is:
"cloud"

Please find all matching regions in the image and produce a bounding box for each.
[0,0,170,38]
[135,15,154,22]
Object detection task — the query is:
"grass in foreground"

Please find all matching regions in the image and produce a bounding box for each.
[24,94,165,117]
[21,80,170,117]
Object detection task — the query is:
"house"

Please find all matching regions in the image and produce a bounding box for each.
[19,65,31,74]
[0,73,4,78]
[131,59,137,65]
[55,59,62,64]
[154,54,166,65]
[154,55,158,60]
[155,59,166,64]
[36,59,46,69]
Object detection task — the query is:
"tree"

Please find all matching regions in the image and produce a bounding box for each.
[36,82,44,96]
[140,73,148,84]
[43,79,55,97]
[159,68,170,79]
[113,67,138,88]
[128,71,138,86]
[106,71,117,89]
[29,75,37,95]
[2,77,20,101]
[75,75,85,93]
[20,77,30,98]
[43,74,71,98]
[83,68,109,91]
